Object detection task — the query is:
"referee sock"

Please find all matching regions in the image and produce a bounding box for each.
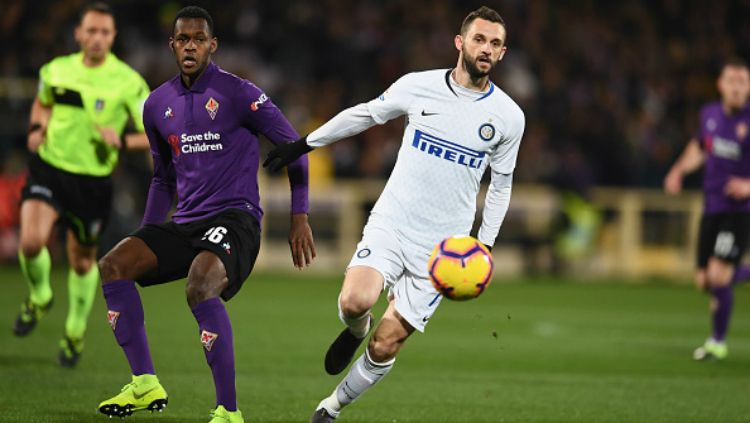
[192,297,237,412]
[65,266,98,339]
[325,348,394,414]
[711,285,734,342]
[102,280,155,375]
[19,247,53,306]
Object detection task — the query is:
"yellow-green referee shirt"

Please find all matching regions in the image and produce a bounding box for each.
[37,51,150,177]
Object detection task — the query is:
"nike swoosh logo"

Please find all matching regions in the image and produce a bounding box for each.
[421,110,439,116]
[133,387,155,400]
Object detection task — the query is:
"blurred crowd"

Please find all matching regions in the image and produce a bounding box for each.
[2,0,750,236]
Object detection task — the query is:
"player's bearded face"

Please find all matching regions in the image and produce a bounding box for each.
[171,18,217,79]
[75,12,116,62]
[459,20,506,80]
[461,45,497,79]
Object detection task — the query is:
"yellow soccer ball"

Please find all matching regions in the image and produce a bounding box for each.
[428,236,494,301]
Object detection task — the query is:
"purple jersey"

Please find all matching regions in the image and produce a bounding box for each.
[141,62,308,225]
[698,101,750,214]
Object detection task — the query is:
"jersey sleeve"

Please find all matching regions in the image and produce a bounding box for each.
[125,73,150,132]
[366,74,415,124]
[490,109,526,174]
[141,97,176,225]
[37,62,53,106]
[236,80,300,143]
[235,80,309,214]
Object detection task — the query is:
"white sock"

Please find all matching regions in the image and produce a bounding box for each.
[328,349,394,412]
[337,295,372,338]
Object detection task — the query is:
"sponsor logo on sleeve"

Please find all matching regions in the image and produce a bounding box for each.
[250,93,268,112]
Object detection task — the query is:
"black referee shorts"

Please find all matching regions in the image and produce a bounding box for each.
[132,208,261,301]
[21,154,112,246]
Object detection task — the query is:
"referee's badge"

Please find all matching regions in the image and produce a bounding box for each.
[479,123,495,141]
[95,98,105,111]
[205,97,219,120]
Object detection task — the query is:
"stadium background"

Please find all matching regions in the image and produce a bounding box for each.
[1,1,749,422]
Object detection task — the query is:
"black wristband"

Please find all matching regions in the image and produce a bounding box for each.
[28,122,43,134]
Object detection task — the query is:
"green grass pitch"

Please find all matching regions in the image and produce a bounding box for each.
[1,266,749,422]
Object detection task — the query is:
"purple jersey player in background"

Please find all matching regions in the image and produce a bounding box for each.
[664,58,750,361]
[95,7,315,423]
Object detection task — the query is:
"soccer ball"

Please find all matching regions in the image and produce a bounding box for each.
[428,236,494,301]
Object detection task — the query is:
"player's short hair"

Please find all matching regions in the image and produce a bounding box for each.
[460,6,506,36]
[723,57,749,72]
[80,2,114,23]
[173,6,215,37]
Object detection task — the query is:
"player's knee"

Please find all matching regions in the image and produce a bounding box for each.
[20,239,44,259]
[98,254,125,283]
[706,262,733,287]
[185,279,225,308]
[71,257,95,276]
[339,293,372,318]
[367,332,401,362]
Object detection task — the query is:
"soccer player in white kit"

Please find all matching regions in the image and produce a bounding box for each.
[265,6,524,422]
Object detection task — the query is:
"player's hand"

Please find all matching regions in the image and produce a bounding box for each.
[663,168,683,195]
[263,137,314,172]
[27,127,45,153]
[724,176,750,200]
[289,213,316,269]
[97,126,122,149]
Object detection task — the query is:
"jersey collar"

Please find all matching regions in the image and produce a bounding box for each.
[173,61,217,95]
[445,68,495,101]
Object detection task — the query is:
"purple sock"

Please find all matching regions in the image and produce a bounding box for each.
[102,280,155,375]
[732,265,750,285]
[711,286,734,342]
[192,297,237,411]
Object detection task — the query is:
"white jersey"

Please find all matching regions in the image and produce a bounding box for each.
[363,69,525,253]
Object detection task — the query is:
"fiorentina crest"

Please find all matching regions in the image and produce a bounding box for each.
[200,329,219,351]
[107,310,120,331]
[205,97,219,120]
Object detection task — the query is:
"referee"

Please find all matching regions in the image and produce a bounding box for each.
[13,2,150,368]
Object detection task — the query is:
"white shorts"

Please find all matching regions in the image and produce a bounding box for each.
[347,224,442,332]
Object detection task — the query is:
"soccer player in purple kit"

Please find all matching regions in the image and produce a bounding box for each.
[95,6,315,422]
[665,59,750,360]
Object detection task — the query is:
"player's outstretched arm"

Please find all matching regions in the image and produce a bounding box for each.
[263,103,379,172]
[265,73,415,172]
[664,138,704,195]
